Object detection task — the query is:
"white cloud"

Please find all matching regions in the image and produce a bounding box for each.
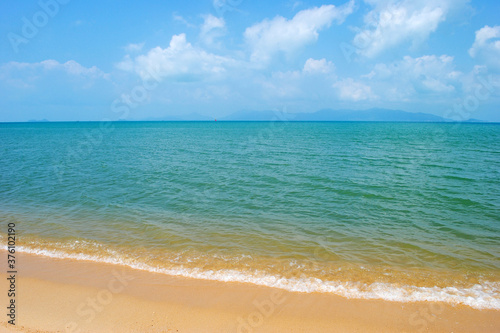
[244,1,354,64]
[173,13,195,28]
[333,78,376,101]
[0,60,108,89]
[303,58,335,74]
[291,1,303,11]
[258,70,303,98]
[357,55,461,103]
[332,55,461,103]
[3,60,106,78]
[117,34,236,82]
[200,14,226,46]
[255,58,336,100]
[60,60,107,77]
[201,14,225,35]
[354,0,462,58]
[124,42,145,53]
[469,25,500,70]
[373,55,459,92]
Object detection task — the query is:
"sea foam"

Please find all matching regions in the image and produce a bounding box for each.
[10,245,500,310]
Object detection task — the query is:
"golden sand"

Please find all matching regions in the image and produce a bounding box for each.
[0,251,498,332]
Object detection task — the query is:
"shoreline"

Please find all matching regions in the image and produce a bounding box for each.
[8,241,500,310]
[1,251,499,332]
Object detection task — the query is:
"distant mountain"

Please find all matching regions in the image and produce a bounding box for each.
[463,118,487,122]
[28,119,50,122]
[293,108,447,122]
[218,108,470,122]
[129,108,485,122]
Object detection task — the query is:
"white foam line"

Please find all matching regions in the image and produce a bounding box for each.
[8,245,500,310]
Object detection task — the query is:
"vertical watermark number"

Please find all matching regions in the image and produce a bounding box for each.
[6,222,17,325]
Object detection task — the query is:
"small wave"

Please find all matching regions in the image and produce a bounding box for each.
[8,245,500,310]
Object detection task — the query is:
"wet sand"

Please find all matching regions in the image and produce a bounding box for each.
[0,251,498,332]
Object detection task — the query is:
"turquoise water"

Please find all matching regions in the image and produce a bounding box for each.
[1,121,499,308]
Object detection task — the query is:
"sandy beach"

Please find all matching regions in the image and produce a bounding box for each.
[2,0,500,330]
[0,251,498,333]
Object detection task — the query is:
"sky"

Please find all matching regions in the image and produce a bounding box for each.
[0,0,499,122]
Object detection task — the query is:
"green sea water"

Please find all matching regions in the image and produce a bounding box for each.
[1,121,499,308]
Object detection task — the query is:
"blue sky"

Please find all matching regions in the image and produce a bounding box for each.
[1,0,499,121]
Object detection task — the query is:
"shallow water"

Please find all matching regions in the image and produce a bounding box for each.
[1,121,499,308]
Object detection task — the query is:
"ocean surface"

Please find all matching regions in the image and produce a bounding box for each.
[1,121,499,309]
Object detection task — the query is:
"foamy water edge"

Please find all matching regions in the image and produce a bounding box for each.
[6,245,499,310]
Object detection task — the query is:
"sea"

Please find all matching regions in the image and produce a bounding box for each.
[1,121,499,309]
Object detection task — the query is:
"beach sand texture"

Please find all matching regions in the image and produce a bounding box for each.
[0,252,499,333]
